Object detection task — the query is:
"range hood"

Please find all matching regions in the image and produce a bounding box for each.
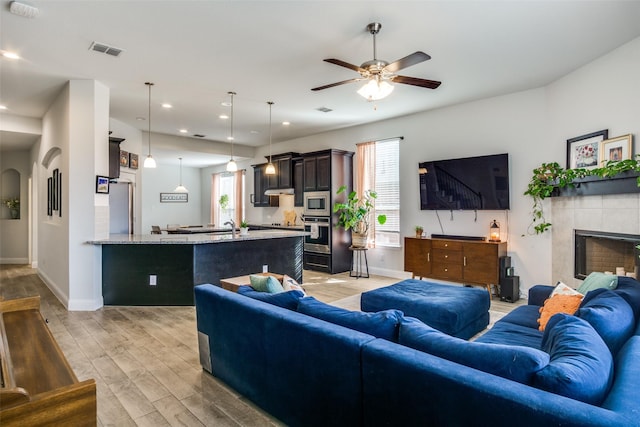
[264,188,294,196]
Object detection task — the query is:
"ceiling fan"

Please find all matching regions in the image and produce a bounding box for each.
[311,22,441,101]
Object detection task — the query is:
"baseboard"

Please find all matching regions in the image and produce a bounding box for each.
[68,297,104,311]
[37,269,70,309]
[368,266,412,280]
[0,257,29,264]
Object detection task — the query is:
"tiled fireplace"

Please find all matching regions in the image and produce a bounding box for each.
[551,193,640,288]
[574,229,639,279]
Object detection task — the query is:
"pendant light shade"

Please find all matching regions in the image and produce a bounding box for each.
[174,157,188,193]
[143,82,157,168]
[265,101,276,175]
[226,91,238,172]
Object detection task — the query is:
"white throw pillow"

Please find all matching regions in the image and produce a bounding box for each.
[282,274,306,295]
[550,281,581,297]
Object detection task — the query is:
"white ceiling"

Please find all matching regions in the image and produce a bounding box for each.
[2,1,640,167]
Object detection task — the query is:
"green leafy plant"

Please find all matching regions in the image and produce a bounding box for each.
[240,220,249,228]
[415,225,424,236]
[3,198,19,209]
[219,194,229,210]
[525,157,640,234]
[333,185,386,235]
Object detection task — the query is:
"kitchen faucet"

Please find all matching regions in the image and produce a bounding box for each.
[224,220,236,236]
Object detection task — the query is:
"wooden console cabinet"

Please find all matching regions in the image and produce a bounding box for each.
[404,237,507,295]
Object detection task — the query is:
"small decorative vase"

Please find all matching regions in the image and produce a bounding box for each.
[10,208,19,219]
[416,229,423,238]
[352,231,368,248]
[240,227,249,235]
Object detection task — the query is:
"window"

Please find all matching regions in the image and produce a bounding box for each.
[211,170,245,227]
[357,138,400,248]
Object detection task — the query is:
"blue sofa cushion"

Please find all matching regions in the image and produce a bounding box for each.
[399,317,549,384]
[297,297,403,342]
[576,288,635,355]
[534,313,613,405]
[613,276,640,320]
[496,305,543,329]
[237,285,304,310]
[475,318,544,350]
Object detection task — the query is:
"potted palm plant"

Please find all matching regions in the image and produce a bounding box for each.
[333,185,386,248]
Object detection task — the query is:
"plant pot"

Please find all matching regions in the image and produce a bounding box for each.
[10,208,19,219]
[240,227,249,235]
[415,229,424,238]
[352,231,368,248]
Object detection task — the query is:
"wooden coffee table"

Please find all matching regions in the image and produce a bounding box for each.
[219,272,284,292]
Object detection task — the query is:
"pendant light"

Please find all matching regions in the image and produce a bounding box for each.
[174,157,188,193]
[143,82,157,168]
[226,91,238,172]
[265,101,276,175]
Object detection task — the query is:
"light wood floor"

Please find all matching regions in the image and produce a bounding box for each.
[0,265,523,426]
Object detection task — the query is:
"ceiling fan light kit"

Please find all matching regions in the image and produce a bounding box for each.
[312,22,441,100]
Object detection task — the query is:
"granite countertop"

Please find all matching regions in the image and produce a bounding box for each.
[249,223,305,231]
[89,229,308,245]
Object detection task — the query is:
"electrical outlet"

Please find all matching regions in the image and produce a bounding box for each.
[149,275,157,286]
[262,264,268,273]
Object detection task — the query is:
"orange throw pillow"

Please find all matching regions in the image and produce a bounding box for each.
[537,294,584,331]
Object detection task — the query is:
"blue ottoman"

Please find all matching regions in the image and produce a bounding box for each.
[361,279,490,339]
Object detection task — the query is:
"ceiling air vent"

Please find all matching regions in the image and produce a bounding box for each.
[193,134,206,138]
[89,41,124,57]
[316,107,333,113]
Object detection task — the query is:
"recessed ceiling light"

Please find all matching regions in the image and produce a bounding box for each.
[136,116,145,121]
[219,114,229,119]
[221,102,232,107]
[282,121,291,126]
[0,105,7,110]
[162,103,172,109]
[250,130,259,134]
[1,51,20,60]
[179,129,188,133]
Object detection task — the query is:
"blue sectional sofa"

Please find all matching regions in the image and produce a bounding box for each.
[194,277,640,427]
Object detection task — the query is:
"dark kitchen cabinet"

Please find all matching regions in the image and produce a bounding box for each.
[109,136,124,179]
[252,163,279,207]
[293,159,303,207]
[266,152,298,190]
[303,153,331,191]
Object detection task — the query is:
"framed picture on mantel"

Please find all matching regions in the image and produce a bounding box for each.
[566,129,608,170]
[601,134,633,163]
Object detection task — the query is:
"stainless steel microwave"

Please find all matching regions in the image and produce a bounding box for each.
[303,191,331,216]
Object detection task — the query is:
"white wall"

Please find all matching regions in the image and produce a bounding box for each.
[141,163,202,233]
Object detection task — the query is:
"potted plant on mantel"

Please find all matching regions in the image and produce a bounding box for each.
[333,185,386,248]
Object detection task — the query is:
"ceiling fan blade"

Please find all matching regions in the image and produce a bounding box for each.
[311,78,363,91]
[392,75,441,89]
[324,58,364,73]
[384,51,431,73]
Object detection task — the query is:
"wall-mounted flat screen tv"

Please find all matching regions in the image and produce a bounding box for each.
[419,153,510,210]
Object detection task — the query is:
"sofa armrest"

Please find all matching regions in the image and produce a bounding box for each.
[528,285,554,306]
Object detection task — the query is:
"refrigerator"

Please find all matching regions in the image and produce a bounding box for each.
[109,182,133,234]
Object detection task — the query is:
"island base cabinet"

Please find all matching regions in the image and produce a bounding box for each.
[102,237,304,305]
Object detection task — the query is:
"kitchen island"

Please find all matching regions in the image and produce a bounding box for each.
[90,230,307,305]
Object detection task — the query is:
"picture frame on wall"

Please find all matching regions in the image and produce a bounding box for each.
[47,177,53,216]
[52,168,59,210]
[129,153,139,169]
[120,150,129,168]
[566,129,609,170]
[601,134,633,163]
[160,192,188,203]
[96,175,110,194]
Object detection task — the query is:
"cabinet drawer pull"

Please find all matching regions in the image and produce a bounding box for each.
[444,243,448,247]
[444,268,448,272]
[427,252,430,262]
[464,256,467,266]
[444,255,448,259]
